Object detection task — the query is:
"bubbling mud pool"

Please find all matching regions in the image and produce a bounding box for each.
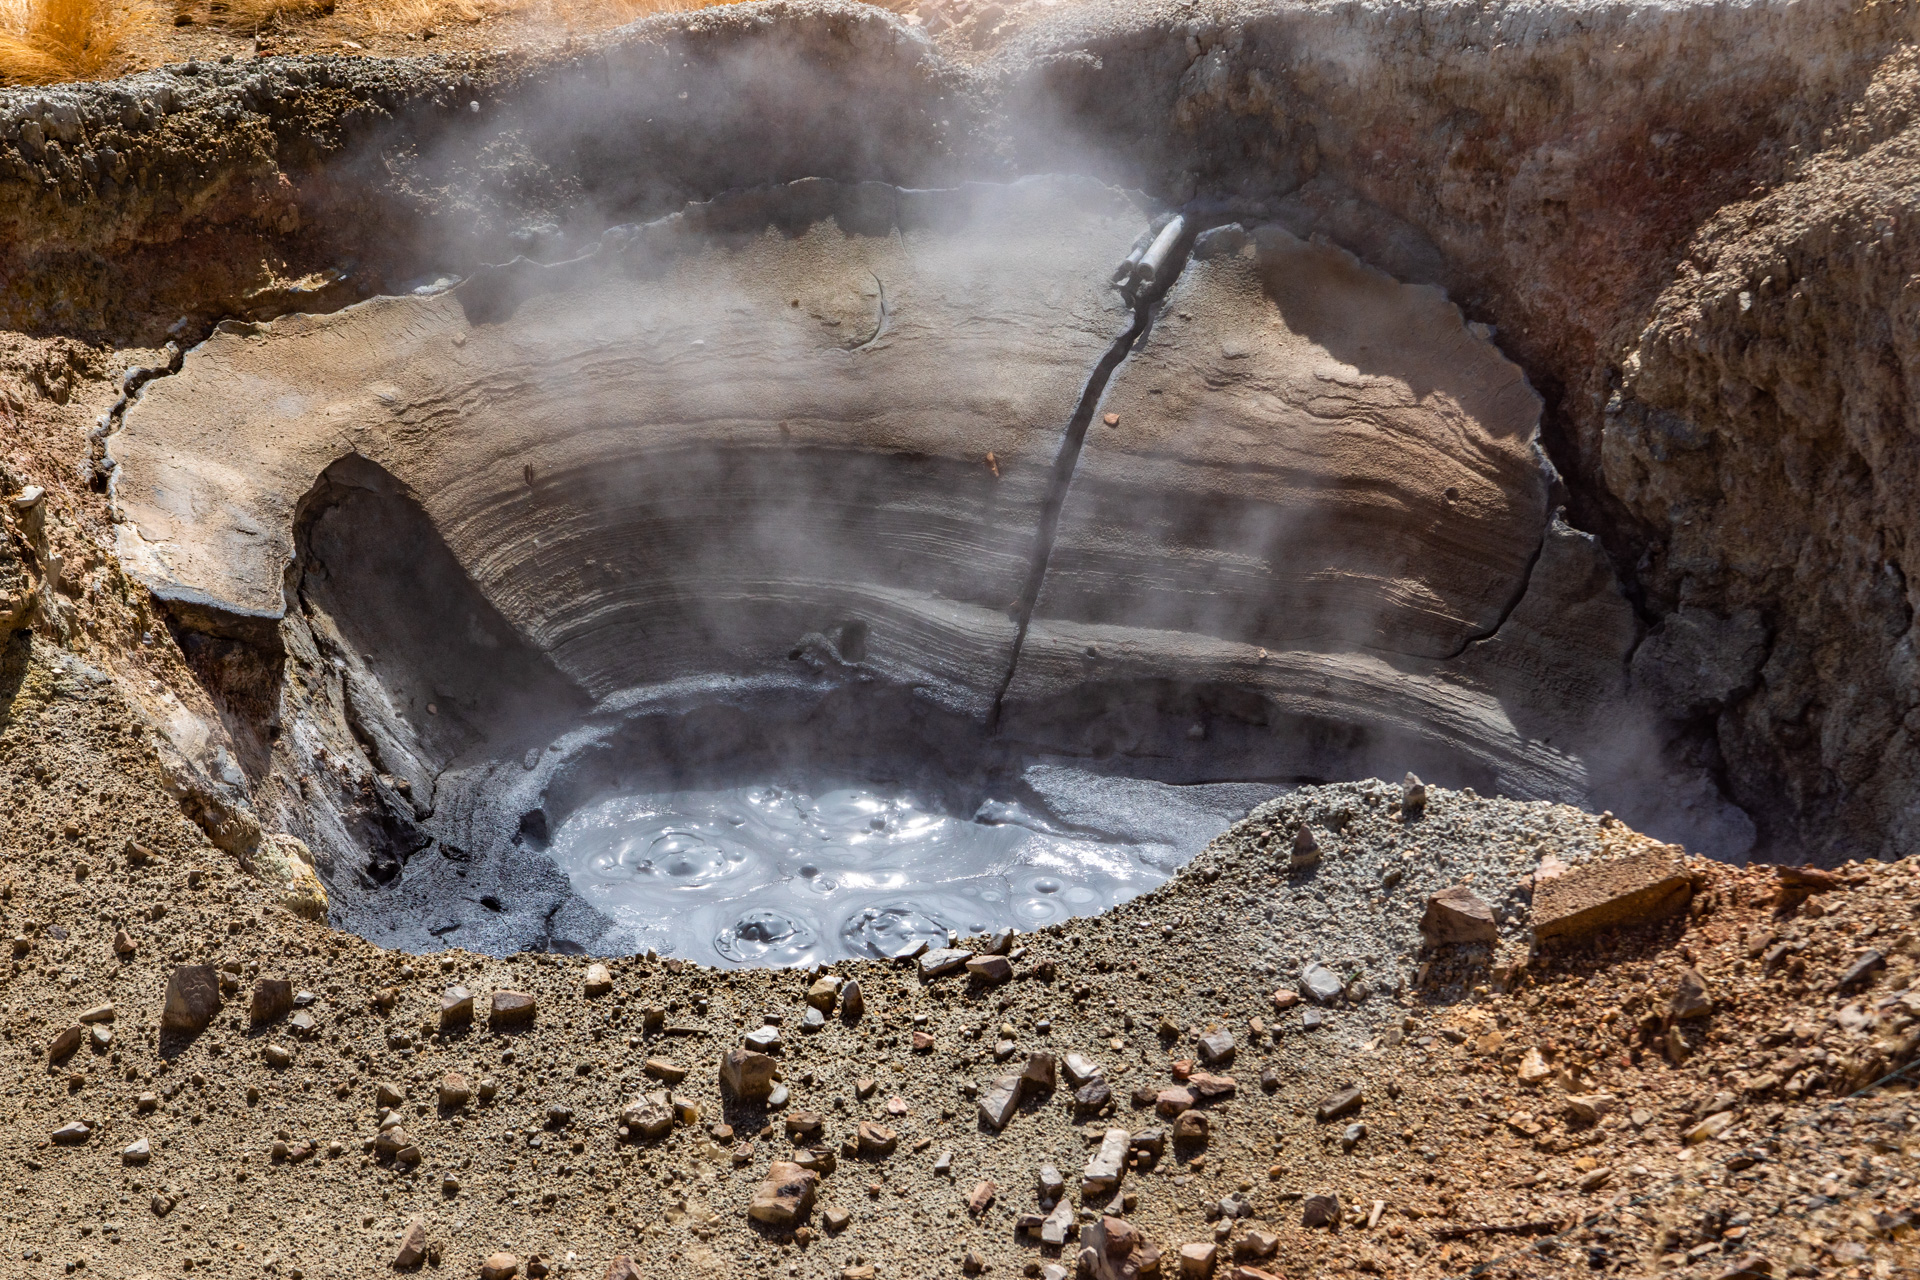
[546,777,1266,966]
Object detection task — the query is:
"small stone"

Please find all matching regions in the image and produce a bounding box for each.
[749,1161,819,1226]
[1172,1110,1208,1142]
[289,1009,316,1035]
[1669,968,1714,1021]
[1064,1053,1103,1087]
[1040,1196,1075,1246]
[1838,950,1888,991]
[767,1083,790,1108]
[841,980,865,1020]
[978,1074,1023,1130]
[933,1150,953,1175]
[264,1043,292,1068]
[161,964,222,1032]
[1233,1229,1279,1259]
[721,1049,777,1100]
[489,990,536,1026]
[375,1126,412,1157]
[1301,1009,1324,1031]
[620,1093,674,1140]
[378,1081,405,1108]
[480,1252,520,1280]
[1021,1051,1056,1092]
[137,1092,157,1112]
[911,1029,936,1052]
[546,1104,574,1128]
[967,954,1013,983]
[1290,825,1320,868]
[1683,1111,1737,1145]
[47,1025,82,1063]
[1269,989,1299,1010]
[1401,773,1426,810]
[1299,963,1344,1005]
[785,1111,825,1139]
[122,1137,150,1164]
[1156,1087,1195,1117]
[1075,1079,1113,1112]
[603,1257,644,1280]
[1188,1072,1234,1100]
[50,1121,90,1145]
[150,1193,176,1217]
[394,1221,428,1268]
[477,1078,499,1101]
[1517,1047,1552,1084]
[585,962,613,996]
[1081,1128,1128,1198]
[645,1058,688,1084]
[856,1076,878,1099]
[113,929,136,955]
[1039,1164,1065,1198]
[250,979,293,1024]
[1533,846,1691,941]
[439,985,474,1029]
[824,1207,851,1232]
[439,1073,472,1108]
[1564,1093,1617,1124]
[1316,1084,1362,1122]
[1196,1029,1234,1065]
[803,1006,827,1031]
[1340,1122,1366,1151]
[744,1026,782,1053]
[967,1178,995,1214]
[1302,1192,1341,1228]
[856,1121,897,1156]
[1419,887,1499,945]
[1179,1241,1217,1278]
[807,976,842,1010]
[77,1003,115,1024]
[919,947,973,979]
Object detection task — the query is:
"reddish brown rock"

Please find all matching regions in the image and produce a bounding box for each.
[250,978,294,1024]
[489,990,536,1027]
[161,964,222,1032]
[1531,847,1691,941]
[749,1161,819,1226]
[1420,885,1499,945]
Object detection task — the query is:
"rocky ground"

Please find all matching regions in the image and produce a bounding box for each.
[2,642,1916,1280]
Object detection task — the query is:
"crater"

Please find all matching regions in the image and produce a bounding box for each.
[110,175,1747,961]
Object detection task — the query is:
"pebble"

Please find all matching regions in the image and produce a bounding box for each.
[264,1043,292,1068]
[977,1074,1022,1130]
[1064,1053,1103,1087]
[1074,1080,1113,1112]
[767,1084,790,1107]
[77,1003,114,1024]
[1196,1029,1234,1064]
[748,1161,819,1226]
[645,1058,688,1084]
[1340,1122,1366,1151]
[807,976,842,1010]
[1038,1164,1065,1198]
[161,964,221,1032]
[50,1122,90,1145]
[1290,824,1321,868]
[393,1221,428,1268]
[122,1138,150,1165]
[744,1026,782,1053]
[856,1121,897,1156]
[918,948,973,979]
[250,979,293,1024]
[1020,1051,1056,1092]
[47,1025,81,1063]
[966,954,1013,984]
[967,1179,995,1214]
[721,1049,777,1100]
[1172,1110,1208,1142]
[112,930,136,956]
[1317,1085,1363,1122]
[490,990,537,1026]
[1420,886,1499,945]
[1669,968,1714,1020]
[480,1252,520,1280]
[802,1006,827,1031]
[1179,1242,1217,1278]
[584,963,613,996]
[1081,1128,1128,1197]
[841,980,865,1020]
[1299,963,1344,1005]
[1156,1087,1194,1117]
[1302,1192,1342,1228]
[824,1207,851,1231]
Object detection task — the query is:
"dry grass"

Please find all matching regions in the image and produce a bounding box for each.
[0,0,147,84]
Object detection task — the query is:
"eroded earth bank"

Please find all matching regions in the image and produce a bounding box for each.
[1,0,1919,1276]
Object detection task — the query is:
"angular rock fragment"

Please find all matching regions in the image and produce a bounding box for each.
[1668,968,1713,1021]
[1078,1216,1159,1280]
[439,985,474,1029]
[394,1221,428,1268]
[1020,1051,1056,1092]
[967,1178,995,1214]
[806,976,841,1009]
[1302,1192,1342,1228]
[745,1026,783,1053]
[978,1073,1023,1129]
[1064,1053,1103,1088]
[1419,886,1499,945]
[490,990,536,1026]
[250,979,294,1024]
[1317,1084,1363,1121]
[480,1253,519,1280]
[1172,1110,1208,1143]
[1081,1128,1129,1198]
[1188,1072,1235,1100]
[840,980,864,1020]
[604,1257,644,1280]
[161,964,221,1032]
[1838,950,1887,992]
[1156,1087,1194,1117]
[1196,1029,1234,1064]
[439,1073,472,1108]
[1041,1196,1075,1245]
[1179,1242,1217,1278]
[749,1161,819,1226]
[122,1137,150,1164]
[48,1025,81,1063]
[721,1049,777,1100]
[585,963,613,996]
[966,954,1013,983]
[919,948,973,979]
[77,1003,114,1024]
[856,1122,896,1156]
[1290,825,1320,868]
[1300,963,1344,1005]
[1074,1079,1113,1112]
[620,1093,675,1140]
[1532,846,1691,941]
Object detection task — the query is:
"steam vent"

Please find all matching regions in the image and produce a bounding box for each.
[2,0,1919,1274]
